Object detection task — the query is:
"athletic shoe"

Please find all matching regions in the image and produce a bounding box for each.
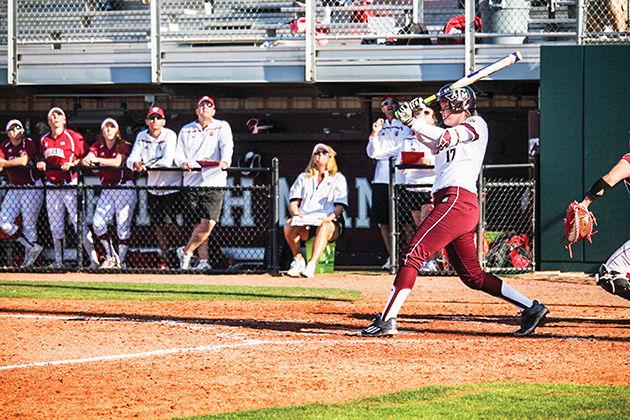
[158,260,168,270]
[177,246,192,269]
[194,260,211,271]
[420,259,439,272]
[286,257,306,277]
[381,257,392,271]
[23,243,43,267]
[89,260,100,270]
[514,300,549,337]
[100,256,120,269]
[361,314,398,337]
[48,261,63,269]
[300,263,316,279]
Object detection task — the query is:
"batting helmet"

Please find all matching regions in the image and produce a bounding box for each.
[437,85,476,113]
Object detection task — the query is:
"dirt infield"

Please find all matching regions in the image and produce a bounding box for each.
[1,271,629,419]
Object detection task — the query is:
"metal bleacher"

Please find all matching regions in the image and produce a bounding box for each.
[0,0,626,86]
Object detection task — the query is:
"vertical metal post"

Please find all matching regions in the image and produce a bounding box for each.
[476,165,485,267]
[412,0,422,24]
[305,0,316,82]
[464,0,476,74]
[7,0,17,85]
[531,163,537,270]
[388,156,397,274]
[150,0,162,83]
[270,158,280,275]
[576,0,585,44]
[77,169,85,270]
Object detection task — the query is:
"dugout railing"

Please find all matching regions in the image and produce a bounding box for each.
[389,159,535,275]
[0,159,281,274]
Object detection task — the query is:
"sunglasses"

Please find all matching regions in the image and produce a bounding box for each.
[147,115,164,121]
[8,126,23,132]
[313,150,329,156]
[198,102,214,108]
[382,100,398,106]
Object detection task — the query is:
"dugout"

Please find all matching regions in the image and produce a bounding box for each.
[539,45,630,272]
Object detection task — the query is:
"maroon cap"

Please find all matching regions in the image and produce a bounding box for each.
[381,96,398,106]
[197,96,215,107]
[146,106,165,119]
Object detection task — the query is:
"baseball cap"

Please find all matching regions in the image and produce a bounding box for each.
[100,117,119,130]
[312,143,332,156]
[5,119,23,132]
[146,106,165,119]
[381,96,398,106]
[47,107,66,119]
[197,96,215,108]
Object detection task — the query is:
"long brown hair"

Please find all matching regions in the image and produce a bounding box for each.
[305,144,339,178]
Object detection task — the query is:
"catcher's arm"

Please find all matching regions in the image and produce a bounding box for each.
[578,157,630,208]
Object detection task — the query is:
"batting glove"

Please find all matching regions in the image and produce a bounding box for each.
[395,101,414,126]
[408,97,427,111]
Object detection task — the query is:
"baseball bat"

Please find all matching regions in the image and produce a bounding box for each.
[423,51,523,105]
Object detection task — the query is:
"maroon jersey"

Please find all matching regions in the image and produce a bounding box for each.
[0,137,41,185]
[40,129,85,184]
[89,139,133,185]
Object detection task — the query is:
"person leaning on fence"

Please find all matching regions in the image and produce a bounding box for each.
[361,86,549,338]
[284,143,348,279]
[126,106,180,270]
[575,150,630,300]
[82,117,136,269]
[396,108,437,271]
[366,96,411,271]
[175,96,234,271]
[36,107,99,269]
[0,119,45,267]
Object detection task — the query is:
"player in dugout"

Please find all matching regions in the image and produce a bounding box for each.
[361,86,549,337]
[0,119,45,267]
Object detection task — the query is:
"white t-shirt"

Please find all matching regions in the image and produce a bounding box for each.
[126,127,180,195]
[366,118,410,184]
[411,115,489,194]
[174,119,234,187]
[289,171,349,219]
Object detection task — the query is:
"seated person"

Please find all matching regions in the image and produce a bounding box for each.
[284,143,348,278]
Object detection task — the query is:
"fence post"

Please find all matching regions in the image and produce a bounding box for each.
[7,0,17,85]
[388,156,397,274]
[576,0,585,44]
[305,0,316,82]
[150,0,162,83]
[77,168,85,271]
[464,0,476,74]
[270,158,280,275]
[477,165,485,268]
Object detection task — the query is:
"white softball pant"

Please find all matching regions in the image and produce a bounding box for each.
[45,187,80,240]
[92,182,137,240]
[605,238,630,276]
[0,186,44,243]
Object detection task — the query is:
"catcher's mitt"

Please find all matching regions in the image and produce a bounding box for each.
[562,200,597,258]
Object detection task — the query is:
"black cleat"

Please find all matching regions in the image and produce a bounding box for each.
[514,300,549,337]
[361,314,398,337]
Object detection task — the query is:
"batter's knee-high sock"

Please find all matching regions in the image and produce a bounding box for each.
[118,239,130,263]
[53,238,64,264]
[479,272,533,310]
[381,266,417,321]
[98,233,114,258]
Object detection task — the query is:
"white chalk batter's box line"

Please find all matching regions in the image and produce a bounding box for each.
[0,313,458,372]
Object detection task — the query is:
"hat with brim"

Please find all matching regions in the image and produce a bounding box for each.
[5,119,23,132]
[101,117,119,130]
[47,107,66,119]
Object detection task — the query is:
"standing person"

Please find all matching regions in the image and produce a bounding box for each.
[82,117,136,269]
[36,107,99,269]
[175,96,233,270]
[361,86,549,337]
[284,143,348,279]
[396,114,437,271]
[574,151,630,300]
[0,119,44,267]
[127,106,180,269]
[366,96,411,271]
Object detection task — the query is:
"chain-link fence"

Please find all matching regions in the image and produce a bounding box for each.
[0,164,280,274]
[392,163,535,275]
[2,0,627,48]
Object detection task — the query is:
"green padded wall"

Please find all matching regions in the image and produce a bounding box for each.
[540,45,630,271]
